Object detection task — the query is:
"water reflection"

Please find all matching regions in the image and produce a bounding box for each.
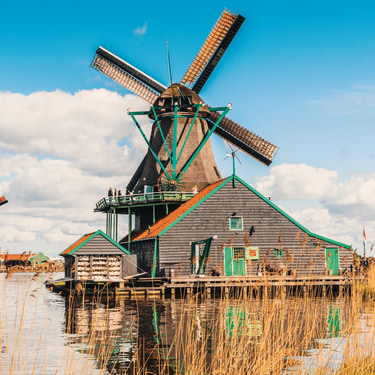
[0,273,362,374]
[64,296,351,374]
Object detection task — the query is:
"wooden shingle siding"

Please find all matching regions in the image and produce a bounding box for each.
[129,239,156,275]
[156,180,352,277]
[75,235,126,255]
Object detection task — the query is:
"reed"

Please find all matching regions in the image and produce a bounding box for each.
[2,271,375,374]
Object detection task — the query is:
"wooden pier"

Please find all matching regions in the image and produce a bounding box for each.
[114,274,356,299]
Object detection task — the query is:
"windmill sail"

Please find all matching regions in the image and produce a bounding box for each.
[207,112,278,166]
[181,9,245,93]
[91,47,167,104]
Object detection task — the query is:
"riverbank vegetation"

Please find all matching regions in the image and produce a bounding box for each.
[1,269,375,374]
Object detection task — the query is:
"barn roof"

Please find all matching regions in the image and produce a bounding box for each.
[60,229,130,256]
[130,174,351,249]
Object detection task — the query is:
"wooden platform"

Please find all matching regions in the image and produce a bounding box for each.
[114,274,356,299]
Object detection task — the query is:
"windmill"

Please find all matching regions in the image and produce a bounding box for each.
[91,8,278,196]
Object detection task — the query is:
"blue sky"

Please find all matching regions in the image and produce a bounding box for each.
[1,0,375,256]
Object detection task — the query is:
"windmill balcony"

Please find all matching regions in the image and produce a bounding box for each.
[95,191,195,212]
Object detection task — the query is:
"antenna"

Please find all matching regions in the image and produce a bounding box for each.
[224,142,242,187]
[167,42,173,86]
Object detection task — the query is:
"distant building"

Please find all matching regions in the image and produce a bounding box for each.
[0,252,36,268]
[29,252,50,266]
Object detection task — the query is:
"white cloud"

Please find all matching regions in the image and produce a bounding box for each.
[255,164,375,252]
[0,89,149,256]
[308,85,375,115]
[133,22,148,37]
[0,89,150,176]
[254,163,338,200]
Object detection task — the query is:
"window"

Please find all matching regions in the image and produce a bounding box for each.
[275,248,283,257]
[232,247,245,259]
[230,217,243,230]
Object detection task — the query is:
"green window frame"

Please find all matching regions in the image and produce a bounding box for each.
[229,217,243,230]
[275,248,283,257]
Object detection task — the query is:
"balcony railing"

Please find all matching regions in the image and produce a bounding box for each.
[95,191,195,211]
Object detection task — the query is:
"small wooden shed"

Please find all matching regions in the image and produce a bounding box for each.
[60,230,137,282]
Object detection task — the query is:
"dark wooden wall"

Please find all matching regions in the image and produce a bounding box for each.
[129,239,156,275]
[154,180,352,277]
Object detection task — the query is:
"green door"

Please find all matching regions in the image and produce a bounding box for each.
[233,258,245,276]
[326,248,339,275]
[224,247,246,276]
[224,247,233,276]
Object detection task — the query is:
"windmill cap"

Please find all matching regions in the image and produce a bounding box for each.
[149,84,210,118]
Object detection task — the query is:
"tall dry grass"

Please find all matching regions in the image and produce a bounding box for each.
[2,270,375,374]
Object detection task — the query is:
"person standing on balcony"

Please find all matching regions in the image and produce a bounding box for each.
[108,187,113,203]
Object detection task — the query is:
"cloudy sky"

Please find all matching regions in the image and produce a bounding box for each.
[1,0,374,256]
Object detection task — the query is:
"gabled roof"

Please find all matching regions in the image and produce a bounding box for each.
[60,229,130,256]
[131,178,229,241]
[131,174,351,249]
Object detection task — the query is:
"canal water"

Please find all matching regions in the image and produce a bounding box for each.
[0,273,372,374]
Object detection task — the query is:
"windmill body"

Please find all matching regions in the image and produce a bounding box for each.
[91,8,278,244]
[132,84,222,194]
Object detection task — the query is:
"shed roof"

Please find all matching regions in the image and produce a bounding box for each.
[130,174,351,249]
[60,229,130,256]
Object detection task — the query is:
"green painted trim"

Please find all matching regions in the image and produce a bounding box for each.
[158,178,231,237]
[209,106,230,112]
[61,229,131,256]
[129,112,166,174]
[155,174,350,250]
[234,175,351,249]
[128,110,149,115]
[177,103,202,164]
[172,105,178,171]
[152,237,158,278]
[181,105,231,174]
[152,106,172,162]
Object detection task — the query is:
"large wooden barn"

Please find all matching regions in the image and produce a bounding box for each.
[121,175,351,278]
